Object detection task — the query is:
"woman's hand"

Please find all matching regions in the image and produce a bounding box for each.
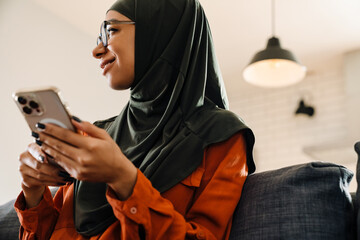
[18,142,71,208]
[35,118,138,200]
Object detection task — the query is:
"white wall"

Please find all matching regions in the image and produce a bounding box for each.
[0,0,129,204]
[228,68,358,192]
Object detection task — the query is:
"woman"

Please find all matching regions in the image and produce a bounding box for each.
[15,0,255,239]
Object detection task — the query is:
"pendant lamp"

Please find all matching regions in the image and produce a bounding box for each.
[243,0,306,88]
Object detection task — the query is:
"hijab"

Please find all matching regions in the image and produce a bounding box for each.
[74,0,255,236]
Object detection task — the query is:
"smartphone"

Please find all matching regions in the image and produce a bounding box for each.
[12,86,75,133]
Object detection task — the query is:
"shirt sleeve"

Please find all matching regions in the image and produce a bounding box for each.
[106,132,249,239]
[14,187,62,240]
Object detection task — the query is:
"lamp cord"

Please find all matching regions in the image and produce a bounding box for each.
[272,0,276,36]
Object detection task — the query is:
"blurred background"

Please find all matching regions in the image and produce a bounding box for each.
[1,0,360,204]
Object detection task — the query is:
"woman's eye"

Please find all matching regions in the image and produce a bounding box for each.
[107,28,118,37]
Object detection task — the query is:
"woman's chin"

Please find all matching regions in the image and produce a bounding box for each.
[108,80,130,91]
[107,76,134,90]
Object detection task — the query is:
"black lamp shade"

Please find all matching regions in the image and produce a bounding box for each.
[243,37,306,88]
[249,37,300,64]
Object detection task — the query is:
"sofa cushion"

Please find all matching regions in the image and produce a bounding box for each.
[0,199,19,240]
[230,162,354,240]
[355,142,360,239]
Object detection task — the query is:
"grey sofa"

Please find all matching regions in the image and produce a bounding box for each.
[1,142,359,239]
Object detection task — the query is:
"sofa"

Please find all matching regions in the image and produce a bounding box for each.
[1,142,359,240]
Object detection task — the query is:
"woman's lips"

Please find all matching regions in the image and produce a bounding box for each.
[101,58,115,75]
[103,61,114,75]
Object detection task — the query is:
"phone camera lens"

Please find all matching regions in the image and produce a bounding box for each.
[23,106,32,115]
[29,101,39,109]
[17,96,27,105]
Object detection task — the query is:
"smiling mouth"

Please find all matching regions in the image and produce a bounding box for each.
[102,58,115,74]
[101,58,115,68]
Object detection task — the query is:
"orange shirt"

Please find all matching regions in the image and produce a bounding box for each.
[15,132,248,240]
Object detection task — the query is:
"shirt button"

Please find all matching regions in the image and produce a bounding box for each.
[130,207,137,214]
[196,231,205,239]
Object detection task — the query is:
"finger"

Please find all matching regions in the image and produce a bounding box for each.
[36,122,87,148]
[27,142,46,163]
[20,149,56,175]
[71,119,110,140]
[20,149,71,182]
[37,131,80,161]
[19,162,68,185]
[22,174,67,188]
[39,142,78,176]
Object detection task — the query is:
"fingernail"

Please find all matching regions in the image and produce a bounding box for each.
[35,139,43,146]
[31,131,39,139]
[45,152,54,159]
[36,122,46,130]
[72,116,82,123]
[38,155,45,162]
[63,176,75,182]
[58,171,70,178]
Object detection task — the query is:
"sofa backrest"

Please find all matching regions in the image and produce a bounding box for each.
[355,142,360,240]
[229,160,356,240]
[0,199,19,240]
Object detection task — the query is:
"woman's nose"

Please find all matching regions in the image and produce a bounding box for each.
[92,42,106,59]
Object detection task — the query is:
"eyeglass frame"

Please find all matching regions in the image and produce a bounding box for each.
[97,20,135,47]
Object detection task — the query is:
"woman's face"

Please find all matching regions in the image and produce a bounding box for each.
[92,10,135,90]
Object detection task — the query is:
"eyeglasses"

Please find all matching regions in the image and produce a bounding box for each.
[97,20,135,47]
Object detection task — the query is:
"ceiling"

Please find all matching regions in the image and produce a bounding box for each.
[31,0,360,95]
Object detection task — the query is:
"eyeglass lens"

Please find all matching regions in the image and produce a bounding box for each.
[97,22,108,47]
[97,21,135,46]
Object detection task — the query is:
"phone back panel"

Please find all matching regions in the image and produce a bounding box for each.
[13,87,75,132]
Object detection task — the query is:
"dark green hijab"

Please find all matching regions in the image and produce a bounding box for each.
[74,0,255,236]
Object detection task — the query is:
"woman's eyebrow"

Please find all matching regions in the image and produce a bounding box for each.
[106,18,120,22]
[106,18,130,23]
